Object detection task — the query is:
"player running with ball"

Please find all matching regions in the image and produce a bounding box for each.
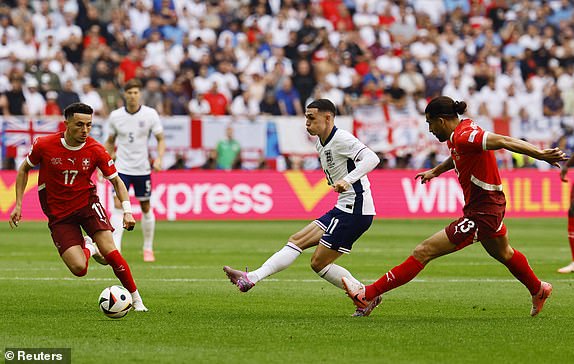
[9,102,148,312]
[343,96,567,317]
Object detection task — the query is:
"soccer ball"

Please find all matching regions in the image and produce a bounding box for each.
[98,285,132,319]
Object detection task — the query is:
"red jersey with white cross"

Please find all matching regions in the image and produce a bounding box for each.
[447,119,506,213]
[26,133,118,220]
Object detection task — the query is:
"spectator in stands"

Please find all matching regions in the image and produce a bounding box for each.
[319,75,345,111]
[362,79,384,105]
[230,90,260,118]
[82,24,107,63]
[79,82,105,116]
[276,77,303,116]
[209,60,239,103]
[141,78,165,114]
[259,90,281,116]
[0,76,27,116]
[385,75,407,109]
[44,90,62,116]
[543,84,565,117]
[38,34,61,61]
[58,12,83,65]
[424,65,447,99]
[398,61,425,96]
[244,72,267,105]
[188,91,211,116]
[203,82,228,116]
[343,73,365,113]
[193,65,213,95]
[24,78,46,117]
[164,80,189,116]
[118,49,143,85]
[56,79,80,113]
[99,79,123,114]
[215,125,241,170]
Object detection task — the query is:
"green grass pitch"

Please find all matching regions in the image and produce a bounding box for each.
[1,218,573,363]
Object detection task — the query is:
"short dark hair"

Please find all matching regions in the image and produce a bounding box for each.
[425,96,467,119]
[306,98,337,116]
[64,102,93,120]
[124,78,143,91]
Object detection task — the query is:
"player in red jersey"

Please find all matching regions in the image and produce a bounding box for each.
[9,102,148,312]
[343,96,567,317]
[558,153,574,273]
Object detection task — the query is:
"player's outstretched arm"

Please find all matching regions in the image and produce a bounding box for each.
[9,161,33,228]
[415,156,454,184]
[109,175,136,231]
[485,133,567,168]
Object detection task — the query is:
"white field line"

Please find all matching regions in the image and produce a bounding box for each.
[0,277,573,283]
[0,261,548,271]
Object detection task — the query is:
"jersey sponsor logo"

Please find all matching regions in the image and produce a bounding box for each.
[82,158,91,171]
[67,158,76,165]
[51,157,62,165]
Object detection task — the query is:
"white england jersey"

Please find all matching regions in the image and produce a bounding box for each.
[107,105,163,176]
[316,127,375,215]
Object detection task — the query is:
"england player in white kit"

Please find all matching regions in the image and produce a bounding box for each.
[104,79,165,262]
[224,99,382,316]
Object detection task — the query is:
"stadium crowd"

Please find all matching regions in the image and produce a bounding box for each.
[1,0,574,170]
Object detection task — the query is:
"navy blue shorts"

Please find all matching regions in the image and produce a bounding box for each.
[118,173,152,201]
[314,207,373,254]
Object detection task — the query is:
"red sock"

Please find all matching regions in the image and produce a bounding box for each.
[503,249,541,295]
[568,216,574,261]
[104,250,137,293]
[365,256,425,300]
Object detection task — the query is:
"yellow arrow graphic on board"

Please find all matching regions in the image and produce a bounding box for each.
[0,172,39,213]
[284,171,332,212]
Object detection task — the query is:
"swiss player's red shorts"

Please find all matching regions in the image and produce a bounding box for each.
[47,197,114,255]
[445,209,507,250]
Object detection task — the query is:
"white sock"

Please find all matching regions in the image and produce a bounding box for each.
[131,289,142,301]
[110,208,124,252]
[247,242,302,283]
[141,210,155,251]
[317,263,361,290]
[84,236,95,257]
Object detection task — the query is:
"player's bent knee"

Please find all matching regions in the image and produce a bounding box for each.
[69,264,88,277]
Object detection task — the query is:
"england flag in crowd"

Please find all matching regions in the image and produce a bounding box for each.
[1,117,62,161]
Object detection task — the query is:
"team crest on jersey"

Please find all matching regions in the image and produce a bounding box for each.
[82,158,90,170]
[451,148,460,160]
[50,157,62,165]
[139,120,145,128]
[325,150,334,168]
